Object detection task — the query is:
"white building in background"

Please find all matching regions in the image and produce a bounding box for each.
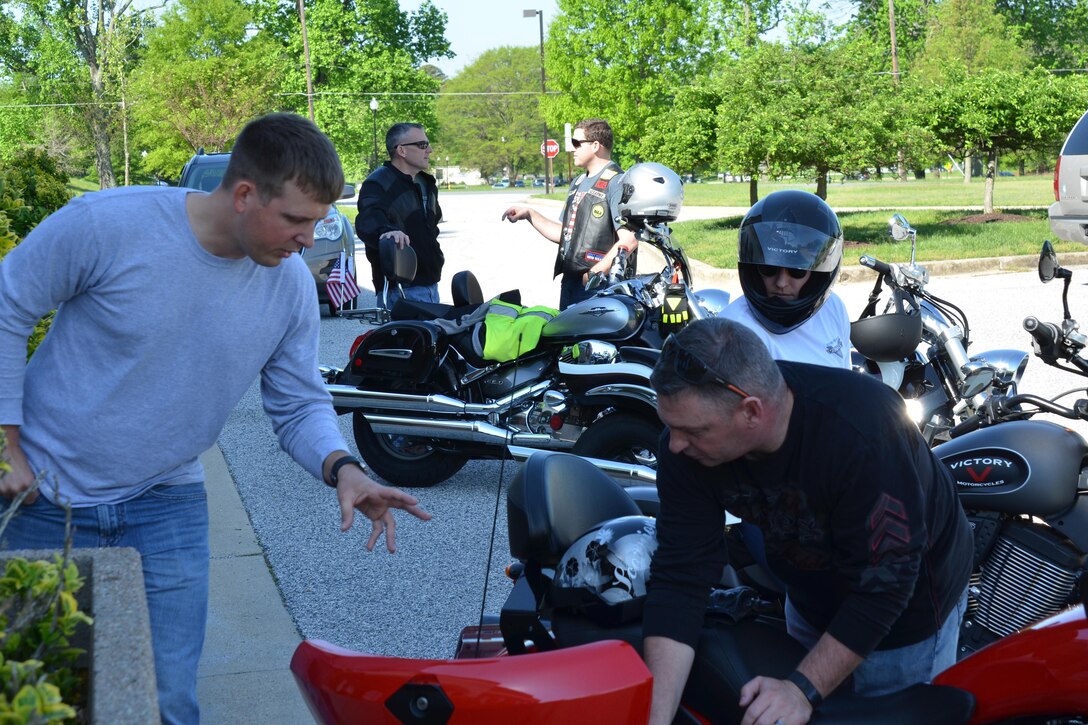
[435,165,485,187]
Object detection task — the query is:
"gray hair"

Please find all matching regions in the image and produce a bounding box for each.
[385,123,426,157]
[651,318,786,409]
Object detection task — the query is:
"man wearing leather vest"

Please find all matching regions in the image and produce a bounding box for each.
[501,118,637,309]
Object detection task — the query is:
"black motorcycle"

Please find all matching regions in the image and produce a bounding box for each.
[323,221,729,486]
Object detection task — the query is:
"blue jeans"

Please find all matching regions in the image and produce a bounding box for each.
[383,283,439,310]
[1,483,210,725]
[785,588,968,696]
[560,273,593,310]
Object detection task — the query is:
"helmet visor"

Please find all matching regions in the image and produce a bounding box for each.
[738,221,842,273]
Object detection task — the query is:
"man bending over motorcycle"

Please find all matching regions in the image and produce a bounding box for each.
[643,318,971,725]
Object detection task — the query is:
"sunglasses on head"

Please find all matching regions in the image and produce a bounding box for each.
[757,264,808,280]
[665,337,751,399]
[398,140,431,150]
[570,137,593,149]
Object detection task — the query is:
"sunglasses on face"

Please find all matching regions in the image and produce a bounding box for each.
[664,337,751,399]
[757,265,809,280]
[570,137,593,149]
[398,141,431,150]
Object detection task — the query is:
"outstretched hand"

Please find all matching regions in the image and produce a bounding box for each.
[501,206,530,223]
[335,467,431,553]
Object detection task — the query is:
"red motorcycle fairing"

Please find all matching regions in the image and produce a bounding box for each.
[934,605,1088,723]
[290,638,652,724]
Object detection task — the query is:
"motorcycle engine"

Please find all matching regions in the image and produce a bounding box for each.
[960,513,1085,658]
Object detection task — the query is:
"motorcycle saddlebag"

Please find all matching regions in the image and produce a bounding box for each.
[348,320,448,388]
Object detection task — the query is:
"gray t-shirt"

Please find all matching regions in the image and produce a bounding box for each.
[0,186,346,505]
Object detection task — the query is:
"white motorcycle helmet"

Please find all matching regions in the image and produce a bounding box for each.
[617,163,684,228]
[551,515,658,626]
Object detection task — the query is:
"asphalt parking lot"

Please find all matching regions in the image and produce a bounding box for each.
[217,190,1088,661]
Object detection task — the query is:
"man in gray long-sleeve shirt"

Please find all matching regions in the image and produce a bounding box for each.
[0,113,430,725]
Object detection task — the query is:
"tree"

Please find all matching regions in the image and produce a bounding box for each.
[913,0,1030,77]
[436,47,547,181]
[129,0,284,180]
[544,0,728,166]
[640,84,724,180]
[0,0,159,188]
[247,0,451,180]
[994,0,1088,69]
[922,67,1088,211]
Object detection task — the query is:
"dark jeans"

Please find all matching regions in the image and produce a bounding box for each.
[560,272,593,310]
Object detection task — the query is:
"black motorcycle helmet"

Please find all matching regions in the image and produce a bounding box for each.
[737,190,843,334]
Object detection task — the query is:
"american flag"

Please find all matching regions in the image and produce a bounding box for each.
[326,250,360,310]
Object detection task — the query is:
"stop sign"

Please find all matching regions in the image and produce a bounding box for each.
[540,139,560,158]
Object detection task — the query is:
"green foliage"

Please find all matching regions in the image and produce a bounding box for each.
[641,84,723,176]
[545,0,726,166]
[438,46,548,180]
[247,0,450,181]
[0,554,91,722]
[995,0,1088,69]
[913,0,1030,78]
[130,0,284,179]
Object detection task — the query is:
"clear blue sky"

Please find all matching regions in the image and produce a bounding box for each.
[399,0,560,78]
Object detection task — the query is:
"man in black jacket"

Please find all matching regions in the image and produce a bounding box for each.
[356,123,444,307]
[643,318,972,725]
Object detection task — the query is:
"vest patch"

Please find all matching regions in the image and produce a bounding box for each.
[592,204,605,218]
[584,250,605,262]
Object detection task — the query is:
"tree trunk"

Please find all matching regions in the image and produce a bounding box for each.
[984,149,996,214]
[897,149,907,182]
[749,177,758,206]
[964,153,972,184]
[815,169,828,200]
[86,61,117,188]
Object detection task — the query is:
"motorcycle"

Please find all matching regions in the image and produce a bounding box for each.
[850,214,1028,444]
[290,448,1088,724]
[323,221,729,486]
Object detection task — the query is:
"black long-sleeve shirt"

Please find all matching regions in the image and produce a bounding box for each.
[643,361,972,658]
[355,163,444,288]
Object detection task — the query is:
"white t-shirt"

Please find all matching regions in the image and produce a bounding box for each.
[722,292,852,369]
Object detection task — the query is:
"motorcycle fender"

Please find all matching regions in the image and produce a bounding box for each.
[934,606,1088,723]
[290,638,651,724]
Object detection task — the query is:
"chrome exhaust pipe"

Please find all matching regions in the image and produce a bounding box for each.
[327,380,553,415]
[365,415,572,449]
[506,445,658,485]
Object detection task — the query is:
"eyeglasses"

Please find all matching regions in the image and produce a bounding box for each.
[757,265,809,280]
[664,337,751,398]
[398,141,431,150]
[570,137,593,149]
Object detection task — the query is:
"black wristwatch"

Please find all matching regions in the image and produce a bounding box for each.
[786,670,823,709]
[327,455,366,488]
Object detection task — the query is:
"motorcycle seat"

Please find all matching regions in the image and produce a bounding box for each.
[452,270,484,307]
[507,452,641,568]
[619,346,661,368]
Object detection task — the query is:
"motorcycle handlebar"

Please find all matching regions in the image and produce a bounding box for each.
[859,255,893,277]
[1023,316,1060,349]
[948,391,1088,438]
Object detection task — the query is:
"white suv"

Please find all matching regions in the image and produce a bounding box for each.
[1049,109,1088,244]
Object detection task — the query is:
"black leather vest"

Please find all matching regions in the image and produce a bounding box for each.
[554,162,623,277]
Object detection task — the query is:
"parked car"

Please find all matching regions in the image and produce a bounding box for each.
[1049,109,1088,244]
[532,178,545,187]
[491,178,511,189]
[513,179,525,188]
[178,150,359,315]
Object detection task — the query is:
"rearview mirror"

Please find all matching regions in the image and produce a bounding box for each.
[1039,240,1059,283]
[888,213,913,242]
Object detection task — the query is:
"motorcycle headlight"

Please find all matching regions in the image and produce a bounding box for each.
[314,210,345,241]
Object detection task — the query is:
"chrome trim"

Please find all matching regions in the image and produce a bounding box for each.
[326,380,552,414]
[506,445,658,485]
[366,415,572,448]
[583,383,657,408]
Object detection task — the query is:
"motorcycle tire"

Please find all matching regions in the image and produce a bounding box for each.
[352,412,468,487]
[572,413,662,468]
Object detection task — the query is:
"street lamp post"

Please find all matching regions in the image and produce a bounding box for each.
[523,8,550,194]
[445,155,451,190]
[369,97,379,171]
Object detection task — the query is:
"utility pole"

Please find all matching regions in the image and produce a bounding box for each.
[297,0,315,122]
[889,0,906,182]
[524,9,551,194]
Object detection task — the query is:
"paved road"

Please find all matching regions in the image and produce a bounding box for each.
[217,190,1088,662]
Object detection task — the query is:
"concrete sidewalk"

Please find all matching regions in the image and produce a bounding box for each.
[197,446,313,724]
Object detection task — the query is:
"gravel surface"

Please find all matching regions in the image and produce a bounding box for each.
[216,193,1088,659]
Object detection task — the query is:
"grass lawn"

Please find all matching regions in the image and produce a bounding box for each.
[673,208,1085,269]
[535,174,1055,209]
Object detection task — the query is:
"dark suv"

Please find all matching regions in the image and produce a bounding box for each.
[178,150,359,314]
[1049,109,1088,245]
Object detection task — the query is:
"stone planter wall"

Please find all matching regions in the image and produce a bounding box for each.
[1,547,159,724]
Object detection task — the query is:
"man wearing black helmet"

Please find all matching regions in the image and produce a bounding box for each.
[501,118,637,309]
[722,190,851,368]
